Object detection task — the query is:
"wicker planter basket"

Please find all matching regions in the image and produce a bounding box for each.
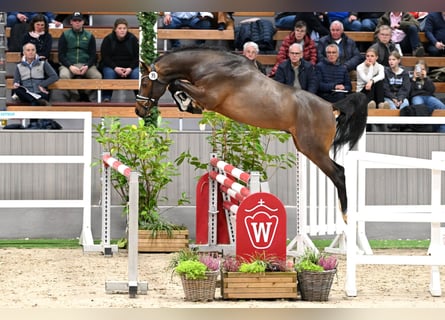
[180,271,219,302]
[297,269,336,301]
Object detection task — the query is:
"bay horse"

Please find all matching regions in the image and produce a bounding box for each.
[136,47,368,222]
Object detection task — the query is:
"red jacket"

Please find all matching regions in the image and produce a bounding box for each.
[269,32,317,77]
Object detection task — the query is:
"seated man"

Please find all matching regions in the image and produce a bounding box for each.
[315,43,352,103]
[58,12,102,102]
[424,12,445,56]
[273,43,318,94]
[317,20,363,74]
[160,12,213,48]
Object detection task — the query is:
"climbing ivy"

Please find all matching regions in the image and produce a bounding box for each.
[137,12,160,126]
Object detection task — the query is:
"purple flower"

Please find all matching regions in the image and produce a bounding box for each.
[318,255,337,271]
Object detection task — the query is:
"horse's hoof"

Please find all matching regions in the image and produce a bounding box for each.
[342,214,348,224]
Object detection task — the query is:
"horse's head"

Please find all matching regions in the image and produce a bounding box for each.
[135,61,168,118]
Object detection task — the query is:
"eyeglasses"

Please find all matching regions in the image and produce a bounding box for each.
[289,52,302,55]
[326,51,338,54]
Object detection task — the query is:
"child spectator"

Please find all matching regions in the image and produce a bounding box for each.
[409,60,445,132]
[356,47,387,109]
[383,50,411,110]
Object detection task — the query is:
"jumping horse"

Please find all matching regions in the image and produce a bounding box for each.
[136,47,368,222]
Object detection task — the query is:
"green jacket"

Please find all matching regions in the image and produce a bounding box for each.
[58,28,97,68]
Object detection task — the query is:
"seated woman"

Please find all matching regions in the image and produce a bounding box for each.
[100,18,139,102]
[410,59,445,132]
[22,14,59,70]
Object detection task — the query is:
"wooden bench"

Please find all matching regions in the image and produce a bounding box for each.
[5,78,139,103]
[5,103,445,119]
[5,26,139,40]
[5,104,203,118]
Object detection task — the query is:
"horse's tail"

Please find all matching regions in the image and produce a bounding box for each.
[332,92,368,157]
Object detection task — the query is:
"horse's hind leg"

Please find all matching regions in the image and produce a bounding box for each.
[297,143,348,223]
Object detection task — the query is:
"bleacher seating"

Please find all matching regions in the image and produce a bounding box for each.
[4,12,445,118]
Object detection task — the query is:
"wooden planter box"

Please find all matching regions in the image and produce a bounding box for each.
[138,229,189,252]
[221,272,298,300]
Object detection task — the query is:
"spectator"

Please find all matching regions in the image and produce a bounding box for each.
[327,12,361,31]
[317,20,363,73]
[22,14,52,63]
[55,13,89,26]
[356,47,387,109]
[274,12,329,43]
[409,59,445,132]
[369,25,398,67]
[7,12,62,28]
[376,12,425,57]
[273,43,318,94]
[357,12,385,31]
[383,50,411,110]
[99,18,139,102]
[160,12,213,48]
[409,12,429,31]
[269,20,317,77]
[13,42,58,106]
[315,43,352,102]
[242,41,266,75]
[424,12,445,56]
[212,12,233,31]
[58,12,102,102]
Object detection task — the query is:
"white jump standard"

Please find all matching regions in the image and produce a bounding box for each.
[102,152,148,298]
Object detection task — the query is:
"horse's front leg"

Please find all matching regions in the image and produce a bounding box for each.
[173,80,218,111]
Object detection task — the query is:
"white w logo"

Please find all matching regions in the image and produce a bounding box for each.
[244,212,278,249]
[250,222,273,243]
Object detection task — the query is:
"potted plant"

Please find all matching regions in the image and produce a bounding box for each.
[220,252,298,300]
[94,117,190,252]
[294,248,338,301]
[170,248,221,302]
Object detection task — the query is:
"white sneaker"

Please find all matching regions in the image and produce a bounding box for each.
[378,102,390,109]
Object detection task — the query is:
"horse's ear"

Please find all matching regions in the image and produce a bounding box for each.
[140,60,149,72]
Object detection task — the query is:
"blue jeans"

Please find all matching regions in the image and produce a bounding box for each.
[412,95,445,132]
[384,97,409,110]
[360,18,378,31]
[163,15,212,48]
[399,25,422,53]
[342,18,361,31]
[274,15,296,29]
[102,66,139,100]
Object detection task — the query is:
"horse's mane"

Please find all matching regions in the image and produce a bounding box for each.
[156,46,244,62]
[153,46,258,76]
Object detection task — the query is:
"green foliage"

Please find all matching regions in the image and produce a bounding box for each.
[137,12,159,127]
[168,248,199,270]
[295,248,337,272]
[137,12,158,65]
[239,260,267,273]
[94,117,189,232]
[174,260,208,280]
[176,112,297,181]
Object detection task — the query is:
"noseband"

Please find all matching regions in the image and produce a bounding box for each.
[136,63,167,110]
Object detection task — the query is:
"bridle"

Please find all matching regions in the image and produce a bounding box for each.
[136,63,167,109]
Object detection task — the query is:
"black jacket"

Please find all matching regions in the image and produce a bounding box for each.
[273,58,318,93]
